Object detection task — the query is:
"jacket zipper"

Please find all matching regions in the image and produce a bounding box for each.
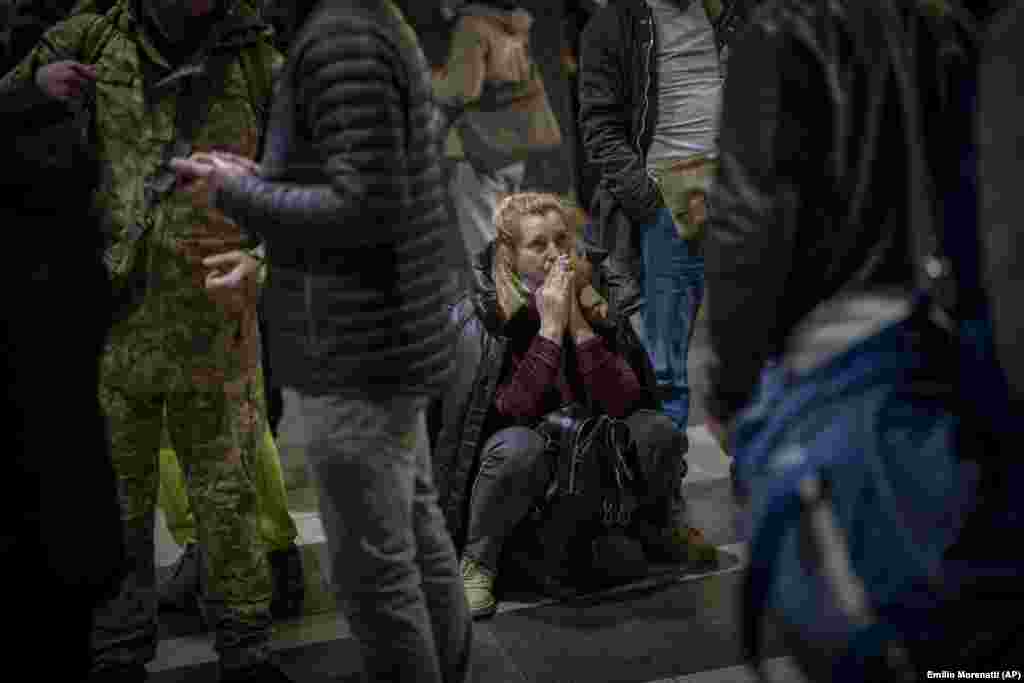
[635,6,654,159]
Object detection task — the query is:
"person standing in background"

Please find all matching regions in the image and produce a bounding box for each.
[579,0,725,437]
[434,0,563,285]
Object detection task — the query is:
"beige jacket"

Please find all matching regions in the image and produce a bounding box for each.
[434,5,561,169]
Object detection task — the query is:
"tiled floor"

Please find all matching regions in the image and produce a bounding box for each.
[146,322,811,682]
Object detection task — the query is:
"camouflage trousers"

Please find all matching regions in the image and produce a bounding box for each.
[158,367,299,554]
[94,371,273,674]
[651,155,717,242]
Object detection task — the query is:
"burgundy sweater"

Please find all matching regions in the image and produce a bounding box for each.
[494,305,644,421]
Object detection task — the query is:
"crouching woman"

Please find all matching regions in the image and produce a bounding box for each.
[433,192,716,618]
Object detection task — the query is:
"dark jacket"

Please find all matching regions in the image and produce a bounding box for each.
[703,1,978,422]
[216,0,460,397]
[1,111,125,608]
[980,2,1024,403]
[432,242,659,548]
[577,0,749,318]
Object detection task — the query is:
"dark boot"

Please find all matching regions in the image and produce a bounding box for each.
[267,544,305,620]
[158,543,202,614]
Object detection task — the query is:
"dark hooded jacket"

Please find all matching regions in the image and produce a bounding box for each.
[980,1,1024,403]
[432,242,660,549]
[0,0,124,611]
[703,1,982,422]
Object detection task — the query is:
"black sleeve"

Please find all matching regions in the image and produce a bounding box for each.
[577,7,663,228]
[703,16,808,424]
[979,3,1024,403]
[216,24,411,248]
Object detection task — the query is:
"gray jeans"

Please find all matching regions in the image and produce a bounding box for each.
[450,160,527,265]
[464,410,684,572]
[296,392,471,683]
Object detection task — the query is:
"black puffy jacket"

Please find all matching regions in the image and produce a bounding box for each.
[216,0,461,397]
[432,241,659,549]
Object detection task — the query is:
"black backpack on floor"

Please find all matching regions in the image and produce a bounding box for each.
[504,404,650,594]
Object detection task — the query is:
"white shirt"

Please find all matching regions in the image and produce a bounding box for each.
[645,0,724,166]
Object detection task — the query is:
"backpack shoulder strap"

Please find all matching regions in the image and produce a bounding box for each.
[79,12,118,65]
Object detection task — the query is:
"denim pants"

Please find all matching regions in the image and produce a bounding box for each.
[296,392,471,683]
[638,206,705,431]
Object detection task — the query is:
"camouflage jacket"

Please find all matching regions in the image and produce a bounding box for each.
[0,0,282,391]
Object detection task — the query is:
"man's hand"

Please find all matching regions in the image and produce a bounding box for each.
[203,250,260,292]
[35,61,97,102]
[202,250,261,317]
[205,150,261,175]
[170,152,255,196]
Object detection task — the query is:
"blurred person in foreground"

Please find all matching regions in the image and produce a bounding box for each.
[171,1,472,681]
[1,10,125,675]
[704,0,1020,675]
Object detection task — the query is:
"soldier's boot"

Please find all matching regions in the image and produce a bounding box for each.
[158,542,204,616]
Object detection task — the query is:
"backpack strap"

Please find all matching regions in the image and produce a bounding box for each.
[79,9,119,65]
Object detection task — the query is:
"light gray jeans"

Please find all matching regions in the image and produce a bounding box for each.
[296,392,471,683]
[450,159,527,264]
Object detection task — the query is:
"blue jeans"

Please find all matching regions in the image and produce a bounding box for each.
[638,207,705,431]
[296,393,471,683]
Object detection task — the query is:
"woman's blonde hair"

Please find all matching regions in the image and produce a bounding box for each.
[492,192,579,322]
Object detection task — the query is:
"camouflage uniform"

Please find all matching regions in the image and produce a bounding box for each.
[0,0,282,673]
[159,364,299,555]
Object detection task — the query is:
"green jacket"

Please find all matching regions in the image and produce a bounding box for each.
[0,0,282,391]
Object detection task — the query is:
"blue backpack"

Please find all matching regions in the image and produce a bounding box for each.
[739,3,1023,680]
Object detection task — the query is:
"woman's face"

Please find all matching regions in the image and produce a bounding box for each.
[514,210,572,289]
